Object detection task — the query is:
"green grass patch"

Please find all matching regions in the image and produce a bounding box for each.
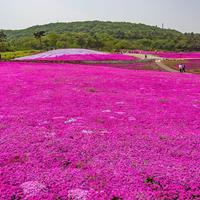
[0,50,41,60]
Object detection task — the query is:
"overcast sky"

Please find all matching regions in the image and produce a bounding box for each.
[1,0,200,33]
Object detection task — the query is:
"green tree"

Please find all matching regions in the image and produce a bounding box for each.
[46,33,59,49]
[33,31,46,48]
[0,31,7,52]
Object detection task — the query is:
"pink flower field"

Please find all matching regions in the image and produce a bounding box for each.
[185,59,200,69]
[85,60,163,71]
[0,61,200,199]
[132,50,200,59]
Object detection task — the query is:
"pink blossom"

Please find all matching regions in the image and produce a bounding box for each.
[0,61,200,199]
[132,50,200,59]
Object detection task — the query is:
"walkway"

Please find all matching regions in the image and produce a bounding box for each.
[155,60,178,72]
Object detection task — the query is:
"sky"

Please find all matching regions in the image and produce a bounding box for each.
[1,0,200,33]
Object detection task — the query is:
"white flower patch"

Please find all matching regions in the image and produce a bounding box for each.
[82,130,93,134]
[52,116,65,120]
[109,116,115,119]
[64,118,78,124]
[115,102,124,105]
[38,121,49,126]
[64,117,82,124]
[115,111,125,115]
[21,181,47,197]
[68,188,89,200]
[102,110,112,113]
[192,104,199,108]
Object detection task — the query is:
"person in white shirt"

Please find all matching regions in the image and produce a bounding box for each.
[179,64,183,72]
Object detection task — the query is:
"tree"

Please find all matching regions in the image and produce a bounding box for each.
[48,33,59,49]
[0,31,7,52]
[33,31,45,48]
[115,40,132,51]
[0,31,7,42]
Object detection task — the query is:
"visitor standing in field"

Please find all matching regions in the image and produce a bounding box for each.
[182,64,186,72]
[179,64,183,72]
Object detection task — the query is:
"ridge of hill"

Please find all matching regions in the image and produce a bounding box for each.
[1,21,200,52]
[4,21,181,39]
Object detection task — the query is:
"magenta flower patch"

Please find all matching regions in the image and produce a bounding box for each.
[185,59,200,69]
[132,50,200,59]
[0,61,200,199]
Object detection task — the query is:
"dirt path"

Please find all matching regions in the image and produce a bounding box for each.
[127,53,160,60]
[155,60,178,72]
[126,53,178,72]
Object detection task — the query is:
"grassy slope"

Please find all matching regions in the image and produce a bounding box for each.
[0,50,40,60]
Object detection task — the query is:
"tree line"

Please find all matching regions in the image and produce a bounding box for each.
[1,21,200,52]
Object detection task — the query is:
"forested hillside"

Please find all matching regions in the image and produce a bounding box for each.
[1,21,200,52]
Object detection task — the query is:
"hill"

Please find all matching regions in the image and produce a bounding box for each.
[1,21,200,52]
[5,21,181,39]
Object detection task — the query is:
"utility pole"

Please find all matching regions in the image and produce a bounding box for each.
[162,23,164,29]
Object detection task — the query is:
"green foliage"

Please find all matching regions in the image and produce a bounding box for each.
[2,21,200,52]
[0,31,7,52]
[33,31,45,39]
[0,50,40,60]
[33,31,46,49]
[0,31,7,42]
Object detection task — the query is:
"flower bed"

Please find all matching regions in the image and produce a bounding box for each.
[85,60,162,71]
[131,50,200,59]
[16,49,135,61]
[185,59,200,69]
[0,61,200,199]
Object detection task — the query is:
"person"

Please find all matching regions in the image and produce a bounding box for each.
[182,64,186,72]
[178,64,183,72]
[145,54,147,59]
